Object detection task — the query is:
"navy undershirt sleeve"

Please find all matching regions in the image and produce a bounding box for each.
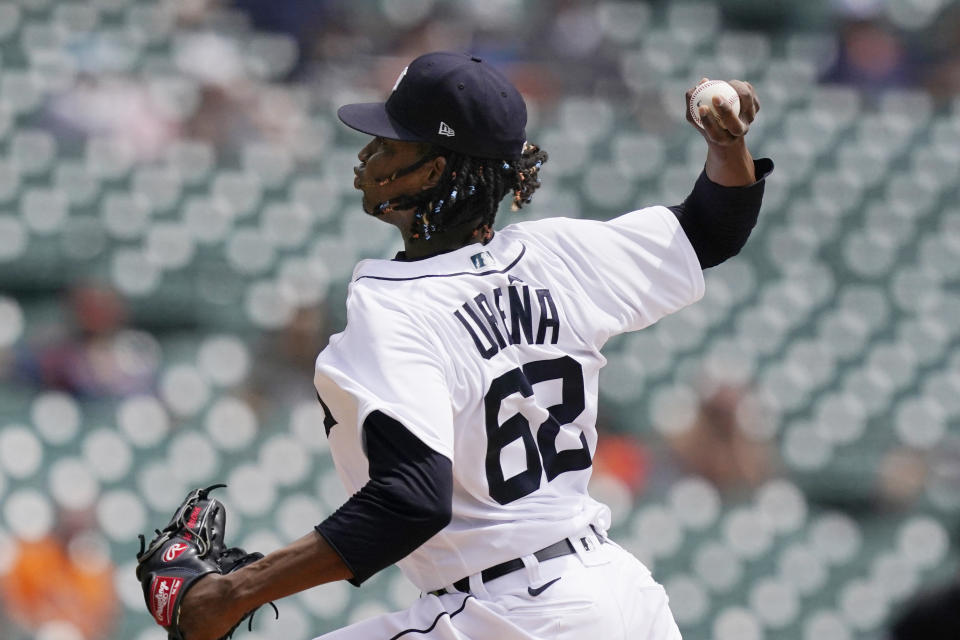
[315,410,453,586]
[669,157,774,269]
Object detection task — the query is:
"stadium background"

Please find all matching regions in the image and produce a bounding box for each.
[0,0,958,638]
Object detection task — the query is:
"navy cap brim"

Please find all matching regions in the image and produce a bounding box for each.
[337,102,425,142]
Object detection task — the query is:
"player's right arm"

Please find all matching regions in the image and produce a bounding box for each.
[509,80,771,341]
[670,78,773,269]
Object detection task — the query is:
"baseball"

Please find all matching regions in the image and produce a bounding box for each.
[689,79,740,130]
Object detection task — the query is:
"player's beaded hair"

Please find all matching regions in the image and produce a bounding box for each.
[381,142,548,243]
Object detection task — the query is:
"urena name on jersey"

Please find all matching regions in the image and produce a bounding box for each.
[454,278,560,359]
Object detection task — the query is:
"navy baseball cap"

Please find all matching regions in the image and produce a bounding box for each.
[338,52,527,159]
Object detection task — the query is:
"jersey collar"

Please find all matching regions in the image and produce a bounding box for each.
[352,230,525,283]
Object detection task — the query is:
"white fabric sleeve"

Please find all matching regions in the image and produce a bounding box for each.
[314,285,454,459]
[517,205,705,338]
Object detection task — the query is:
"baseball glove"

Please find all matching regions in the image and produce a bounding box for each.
[136,484,275,640]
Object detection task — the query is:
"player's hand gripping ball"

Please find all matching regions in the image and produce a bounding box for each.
[689,80,739,129]
[685,78,759,146]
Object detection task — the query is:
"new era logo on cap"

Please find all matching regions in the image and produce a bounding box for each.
[438,121,455,137]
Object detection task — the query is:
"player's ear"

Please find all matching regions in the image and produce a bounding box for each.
[421,155,447,190]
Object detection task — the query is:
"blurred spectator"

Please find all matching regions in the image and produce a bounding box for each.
[823,16,917,94]
[664,384,777,495]
[592,421,651,496]
[877,446,928,507]
[244,304,331,413]
[0,510,117,640]
[233,0,331,79]
[14,283,160,398]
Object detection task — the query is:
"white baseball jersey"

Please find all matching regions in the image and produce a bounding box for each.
[313,205,704,593]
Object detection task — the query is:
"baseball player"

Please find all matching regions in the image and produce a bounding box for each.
[174,52,772,640]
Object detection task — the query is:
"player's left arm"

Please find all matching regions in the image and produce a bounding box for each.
[174,414,453,640]
[671,79,774,269]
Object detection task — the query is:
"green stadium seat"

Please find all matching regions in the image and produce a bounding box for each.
[897,516,950,572]
[196,334,251,389]
[802,609,853,640]
[816,309,871,361]
[244,279,296,329]
[85,136,136,180]
[813,392,867,446]
[124,3,174,46]
[49,455,100,511]
[632,503,686,560]
[82,427,134,484]
[116,394,170,449]
[225,463,276,518]
[0,3,21,41]
[182,195,236,245]
[97,488,147,542]
[749,577,801,630]
[204,395,258,452]
[21,186,69,235]
[212,169,264,219]
[595,1,650,45]
[3,487,54,540]
[668,476,721,531]
[131,165,184,215]
[290,175,341,224]
[0,294,24,349]
[0,69,43,117]
[225,227,277,276]
[808,512,862,567]
[722,507,774,561]
[242,142,294,190]
[297,579,352,624]
[110,247,162,296]
[164,139,215,186]
[52,2,99,33]
[890,265,944,313]
[782,418,834,472]
[837,577,887,633]
[922,368,960,420]
[0,423,44,480]
[245,32,299,80]
[31,390,81,446]
[666,3,720,48]
[260,435,312,488]
[261,201,314,250]
[100,191,151,240]
[159,362,212,418]
[144,221,196,270]
[665,573,712,627]
[10,129,56,177]
[855,113,917,160]
[778,542,828,597]
[167,430,220,486]
[274,492,324,543]
[715,607,766,640]
[717,32,772,77]
[54,160,101,208]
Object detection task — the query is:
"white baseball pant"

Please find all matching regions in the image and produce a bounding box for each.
[313,528,682,640]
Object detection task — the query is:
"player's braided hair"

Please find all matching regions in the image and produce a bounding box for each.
[379,142,548,242]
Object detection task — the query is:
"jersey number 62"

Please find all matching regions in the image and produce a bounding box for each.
[484,355,592,505]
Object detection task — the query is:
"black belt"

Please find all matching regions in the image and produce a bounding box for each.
[430,529,605,596]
